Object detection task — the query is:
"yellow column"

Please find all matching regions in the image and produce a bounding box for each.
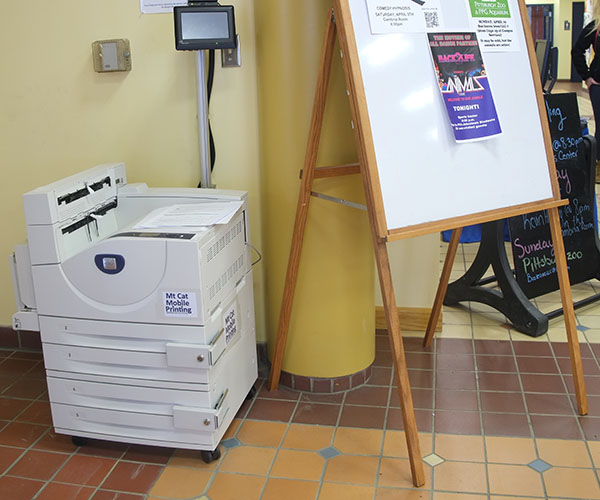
[255,1,375,379]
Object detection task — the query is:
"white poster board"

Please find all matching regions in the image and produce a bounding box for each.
[345,0,554,232]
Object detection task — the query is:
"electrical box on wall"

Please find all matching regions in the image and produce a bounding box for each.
[92,39,131,72]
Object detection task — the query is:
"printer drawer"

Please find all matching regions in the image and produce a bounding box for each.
[46,375,225,413]
[50,398,230,447]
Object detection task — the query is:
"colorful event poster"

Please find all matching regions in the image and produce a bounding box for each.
[428,32,502,142]
[466,0,520,52]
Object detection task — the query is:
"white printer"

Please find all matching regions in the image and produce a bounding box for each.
[10,163,257,462]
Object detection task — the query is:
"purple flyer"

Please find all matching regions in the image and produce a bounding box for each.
[428,32,502,142]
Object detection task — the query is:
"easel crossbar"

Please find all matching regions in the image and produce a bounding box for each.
[311,191,367,211]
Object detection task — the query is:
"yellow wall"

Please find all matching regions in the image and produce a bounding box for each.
[0,0,266,338]
[254,1,375,378]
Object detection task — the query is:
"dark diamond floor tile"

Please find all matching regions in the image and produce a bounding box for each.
[530,415,582,439]
[386,408,432,432]
[436,353,475,371]
[520,374,566,393]
[476,355,517,373]
[247,399,296,422]
[525,393,575,415]
[434,410,481,435]
[478,372,521,392]
[474,339,513,355]
[376,336,390,351]
[480,391,525,413]
[292,402,341,426]
[436,338,474,354]
[339,405,385,429]
[344,385,388,407]
[482,412,530,437]
[435,370,477,390]
[513,342,552,356]
[435,390,478,411]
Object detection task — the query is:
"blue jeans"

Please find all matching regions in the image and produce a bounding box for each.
[589,83,600,160]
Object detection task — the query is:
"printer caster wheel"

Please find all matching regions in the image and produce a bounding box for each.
[201,447,221,464]
[71,436,88,447]
[246,386,257,400]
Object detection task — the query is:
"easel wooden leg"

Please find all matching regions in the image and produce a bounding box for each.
[374,238,425,487]
[268,10,337,391]
[548,207,588,415]
[423,227,463,348]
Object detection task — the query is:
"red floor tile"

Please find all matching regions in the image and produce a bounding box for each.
[91,490,145,499]
[513,341,553,356]
[530,414,582,439]
[556,356,600,375]
[387,408,432,432]
[300,392,344,404]
[477,372,521,392]
[34,429,78,454]
[0,476,44,500]
[0,359,39,377]
[525,392,574,415]
[476,355,517,372]
[474,339,513,355]
[100,462,163,494]
[517,356,560,374]
[256,386,299,401]
[436,338,474,354]
[0,397,31,420]
[368,367,392,386]
[434,410,481,435]
[15,400,52,425]
[436,353,475,371]
[292,402,341,426]
[520,374,566,393]
[76,439,129,459]
[121,445,174,465]
[247,398,296,422]
[8,449,70,480]
[0,422,48,448]
[435,370,477,390]
[344,386,389,406]
[435,390,478,411]
[36,482,95,500]
[480,391,525,413]
[405,353,434,370]
[339,405,386,429]
[579,416,600,440]
[390,388,433,409]
[482,412,530,437]
[407,370,434,388]
[55,454,117,486]
[2,377,48,399]
[0,446,24,473]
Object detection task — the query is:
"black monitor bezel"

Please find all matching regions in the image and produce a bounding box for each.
[174,5,236,51]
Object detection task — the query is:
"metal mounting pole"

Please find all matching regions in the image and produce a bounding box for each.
[196,50,214,188]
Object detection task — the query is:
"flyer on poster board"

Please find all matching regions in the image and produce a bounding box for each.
[429,32,502,142]
[466,0,520,52]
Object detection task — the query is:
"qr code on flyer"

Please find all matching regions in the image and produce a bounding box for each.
[424,11,440,29]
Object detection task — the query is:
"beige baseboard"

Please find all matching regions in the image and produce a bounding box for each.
[375,306,442,332]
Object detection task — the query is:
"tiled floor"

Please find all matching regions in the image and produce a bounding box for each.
[2,82,600,499]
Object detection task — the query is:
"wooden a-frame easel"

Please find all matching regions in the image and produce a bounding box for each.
[268,0,588,488]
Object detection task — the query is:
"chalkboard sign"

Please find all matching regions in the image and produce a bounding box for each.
[508,92,600,298]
